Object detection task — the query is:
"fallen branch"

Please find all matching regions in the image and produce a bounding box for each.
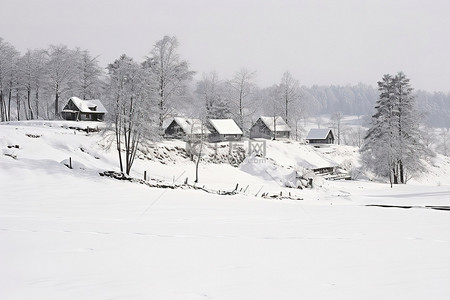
[99,171,239,196]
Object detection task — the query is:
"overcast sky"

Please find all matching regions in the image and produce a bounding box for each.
[1,0,450,92]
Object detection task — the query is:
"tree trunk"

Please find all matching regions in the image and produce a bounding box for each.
[399,160,405,184]
[27,88,34,120]
[393,164,398,184]
[35,89,40,119]
[16,89,20,121]
[54,87,59,119]
[194,139,204,183]
[8,86,12,121]
[389,167,393,188]
[0,90,5,121]
[285,95,288,126]
[273,115,277,140]
[158,79,165,132]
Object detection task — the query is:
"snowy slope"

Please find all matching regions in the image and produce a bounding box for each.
[2,121,450,299]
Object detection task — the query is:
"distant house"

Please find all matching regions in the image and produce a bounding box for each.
[208,119,243,142]
[306,128,335,144]
[61,97,107,121]
[164,117,210,140]
[250,116,291,139]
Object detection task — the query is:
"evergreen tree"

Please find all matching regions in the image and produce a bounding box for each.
[361,72,431,186]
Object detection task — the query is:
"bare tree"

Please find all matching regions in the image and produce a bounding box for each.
[195,71,228,119]
[107,55,156,175]
[315,116,323,128]
[0,38,20,121]
[1,41,20,121]
[18,49,47,120]
[344,126,365,148]
[278,71,301,125]
[227,68,256,131]
[330,111,344,145]
[192,120,208,183]
[144,36,195,133]
[436,128,449,156]
[72,49,104,100]
[45,45,77,119]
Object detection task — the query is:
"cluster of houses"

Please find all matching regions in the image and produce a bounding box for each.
[61,97,336,144]
[165,116,334,144]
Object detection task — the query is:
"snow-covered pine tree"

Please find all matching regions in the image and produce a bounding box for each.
[361,72,431,186]
[361,74,397,185]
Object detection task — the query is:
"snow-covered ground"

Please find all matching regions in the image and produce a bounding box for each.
[2,120,450,299]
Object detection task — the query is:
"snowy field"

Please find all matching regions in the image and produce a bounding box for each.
[2,121,450,299]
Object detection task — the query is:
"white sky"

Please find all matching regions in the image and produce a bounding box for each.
[1,0,450,92]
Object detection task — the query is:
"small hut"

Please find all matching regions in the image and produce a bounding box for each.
[164,117,210,140]
[208,119,243,142]
[306,128,335,144]
[250,116,291,139]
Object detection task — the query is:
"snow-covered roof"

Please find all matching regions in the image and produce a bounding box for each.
[63,97,108,114]
[173,117,210,135]
[306,128,334,140]
[259,116,291,132]
[209,119,243,135]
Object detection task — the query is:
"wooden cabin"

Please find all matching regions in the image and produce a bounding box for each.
[208,119,243,142]
[164,117,210,140]
[61,97,107,121]
[250,116,291,139]
[306,128,335,144]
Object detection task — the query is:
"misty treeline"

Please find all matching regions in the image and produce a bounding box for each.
[1,36,449,127]
[0,38,103,121]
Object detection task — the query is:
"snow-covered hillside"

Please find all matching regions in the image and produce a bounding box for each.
[2,121,450,299]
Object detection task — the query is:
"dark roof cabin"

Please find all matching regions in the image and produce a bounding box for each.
[208,119,243,142]
[306,128,335,144]
[250,116,291,139]
[164,117,210,140]
[61,97,107,121]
